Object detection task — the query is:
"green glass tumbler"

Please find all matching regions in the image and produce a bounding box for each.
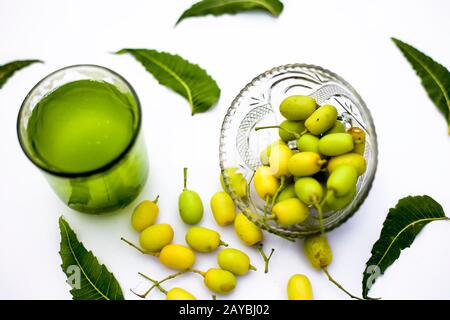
[17,65,149,214]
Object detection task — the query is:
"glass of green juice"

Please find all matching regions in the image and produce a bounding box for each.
[17,65,149,214]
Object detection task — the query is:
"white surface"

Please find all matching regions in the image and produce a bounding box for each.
[1,0,450,300]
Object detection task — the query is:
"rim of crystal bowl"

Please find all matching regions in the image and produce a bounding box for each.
[219,63,378,239]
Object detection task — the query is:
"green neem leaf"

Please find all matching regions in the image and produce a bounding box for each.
[116,49,220,115]
[176,0,284,25]
[59,216,124,300]
[0,60,42,89]
[392,38,450,134]
[362,195,448,299]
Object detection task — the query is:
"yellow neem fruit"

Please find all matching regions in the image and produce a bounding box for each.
[139,223,174,252]
[269,142,293,177]
[327,153,366,176]
[166,287,196,300]
[347,127,366,155]
[234,212,263,246]
[185,226,223,253]
[204,268,237,294]
[287,274,313,300]
[220,167,247,198]
[272,198,310,226]
[210,191,236,226]
[287,152,324,177]
[217,248,253,276]
[159,244,196,270]
[131,200,159,232]
[254,166,280,199]
[303,235,333,269]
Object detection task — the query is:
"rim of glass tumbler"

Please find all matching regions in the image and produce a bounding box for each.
[17,64,142,178]
[219,63,378,238]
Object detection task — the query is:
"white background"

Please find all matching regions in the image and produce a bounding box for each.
[1,0,450,300]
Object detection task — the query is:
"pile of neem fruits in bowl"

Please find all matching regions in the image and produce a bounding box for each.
[220,64,377,239]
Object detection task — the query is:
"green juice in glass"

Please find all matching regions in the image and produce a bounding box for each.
[25,77,148,214]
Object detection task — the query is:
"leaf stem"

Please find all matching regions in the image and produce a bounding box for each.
[256,243,275,274]
[322,267,362,300]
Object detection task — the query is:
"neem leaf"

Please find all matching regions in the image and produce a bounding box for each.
[59,216,124,300]
[362,195,448,299]
[176,0,284,25]
[392,38,450,134]
[116,49,220,115]
[0,60,42,89]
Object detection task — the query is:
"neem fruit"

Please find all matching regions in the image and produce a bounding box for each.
[166,287,196,300]
[210,191,236,226]
[139,223,174,252]
[220,167,247,198]
[303,234,333,269]
[304,104,338,135]
[159,244,196,270]
[185,226,227,253]
[131,197,159,232]
[217,248,256,276]
[287,274,313,300]
[234,212,263,246]
[271,198,310,226]
[179,167,204,225]
[203,268,237,294]
[279,95,317,120]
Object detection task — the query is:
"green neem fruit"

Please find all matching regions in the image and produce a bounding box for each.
[185,226,226,253]
[166,288,196,300]
[287,274,313,300]
[276,184,297,203]
[325,186,356,211]
[179,168,204,225]
[347,127,366,155]
[204,268,237,294]
[279,95,317,120]
[269,142,293,178]
[318,133,354,156]
[294,177,323,205]
[272,198,310,226]
[139,223,174,252]
[325,121,346,134]
[218,248,255,276]
[211,191,236,226]
[279,120,305,141]
[304,105,338,135]
[220,167,247,198]
[131,198,159,232]
[296,134,320,153]
[303,234,333,269]
[287,152,325,177]
[327,153,366,176]
[327,164,358,197]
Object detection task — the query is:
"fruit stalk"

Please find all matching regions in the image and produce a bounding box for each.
[256,243,275,274]
[120,237,159,256]
[322,268,362,300]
